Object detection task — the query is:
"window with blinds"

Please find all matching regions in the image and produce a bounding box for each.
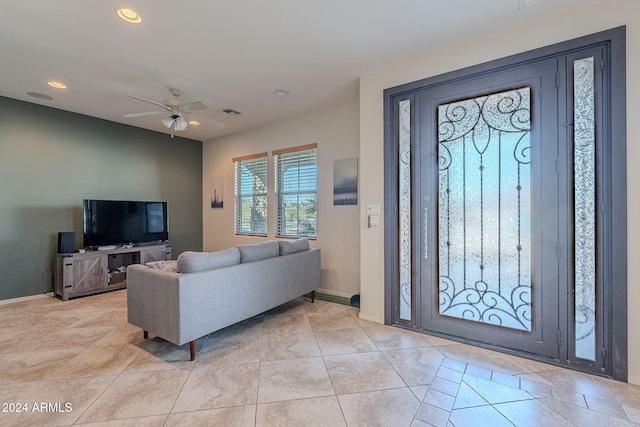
[273,144,318,238]
[233,153,268,236]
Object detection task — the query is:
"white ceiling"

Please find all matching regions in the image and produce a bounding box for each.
[0,0,603,141]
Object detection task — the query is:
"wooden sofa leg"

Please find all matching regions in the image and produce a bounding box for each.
[189,340,196,361]
[143,330,149,339]
[311,290,315,303]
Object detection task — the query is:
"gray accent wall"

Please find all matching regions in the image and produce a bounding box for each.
[0,96,203,300]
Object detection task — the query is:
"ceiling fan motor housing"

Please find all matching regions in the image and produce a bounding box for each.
[164,98,184,108]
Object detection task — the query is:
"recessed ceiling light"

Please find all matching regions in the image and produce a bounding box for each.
[188,120,200,126]
[27,92,53,100]
[47,81,67,89]
[274,89,289,96]
[116,8,142,24]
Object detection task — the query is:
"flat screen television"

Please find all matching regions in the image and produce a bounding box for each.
[83,199,169,248]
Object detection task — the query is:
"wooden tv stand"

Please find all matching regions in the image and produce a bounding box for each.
[53,244,171,301]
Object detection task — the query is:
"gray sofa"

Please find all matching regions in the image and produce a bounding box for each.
[127,239,320,360]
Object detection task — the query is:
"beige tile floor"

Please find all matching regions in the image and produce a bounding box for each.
[1,290,640,426]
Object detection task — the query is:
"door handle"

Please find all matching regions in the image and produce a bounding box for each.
[422,207,428,260]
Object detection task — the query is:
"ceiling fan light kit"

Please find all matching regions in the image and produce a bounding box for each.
[161,117,176,128]
[161,114,188,138]
[174,116,188,131]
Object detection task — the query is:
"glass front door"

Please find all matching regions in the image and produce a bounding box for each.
[416,62,559,358]
[437,87,533,332]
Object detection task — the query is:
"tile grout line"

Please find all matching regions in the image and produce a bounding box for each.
[312,299,359,427]
[163,332,212,423]
[248,317,262,426]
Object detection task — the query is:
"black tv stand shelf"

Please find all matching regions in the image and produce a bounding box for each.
[53,244,171,301]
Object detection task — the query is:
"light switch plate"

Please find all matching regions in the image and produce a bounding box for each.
[367,204,381,216]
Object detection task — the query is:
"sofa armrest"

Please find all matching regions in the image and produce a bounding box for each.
[127,264,182,345]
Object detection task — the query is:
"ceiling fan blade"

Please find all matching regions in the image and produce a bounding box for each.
[127,95,170,110]
[180,101,209,112]
[192,113,227,128]
[124,111,166,118]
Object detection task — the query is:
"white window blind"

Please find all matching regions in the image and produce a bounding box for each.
[273,144,317,238]
[233,153,268,236]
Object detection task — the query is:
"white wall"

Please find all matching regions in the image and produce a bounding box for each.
[203,102,360,298]
[358,0,640,382]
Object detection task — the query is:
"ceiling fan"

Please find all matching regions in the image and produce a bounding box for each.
[125,88,226,137]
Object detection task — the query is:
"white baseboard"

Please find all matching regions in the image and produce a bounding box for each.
[0,292,54,306]
[358,312,383,324]
[627,374,640,386]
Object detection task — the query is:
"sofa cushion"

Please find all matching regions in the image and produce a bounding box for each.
[278,238,310,256]
[177,248,241,273]
[144,260,178,272]
[237,240,280,263]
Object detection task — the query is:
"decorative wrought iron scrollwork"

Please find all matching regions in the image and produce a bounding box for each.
[438,87,532,332]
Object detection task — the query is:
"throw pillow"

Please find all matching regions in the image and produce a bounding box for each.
[177,248,241,273]
[237,240,280,263]
[278,238,310,256]
[144,260,178,272]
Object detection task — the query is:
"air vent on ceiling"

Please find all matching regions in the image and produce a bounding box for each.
[27,92,53,100]
[222,108,242,116]
[519,0,545,8]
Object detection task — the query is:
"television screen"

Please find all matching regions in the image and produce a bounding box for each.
[83,200,169,248]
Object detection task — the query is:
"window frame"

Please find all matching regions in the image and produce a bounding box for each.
[233,152,269,236]
[273,143,318,239]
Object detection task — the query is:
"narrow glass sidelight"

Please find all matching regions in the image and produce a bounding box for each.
[398,99,412,321]
[573,57,596,361]
[438,87,532,331]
